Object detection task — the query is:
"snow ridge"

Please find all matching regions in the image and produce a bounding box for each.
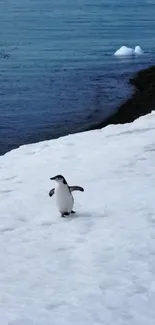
[0,112,155,325]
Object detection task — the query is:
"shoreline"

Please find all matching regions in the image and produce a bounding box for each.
[1,65,155,156]
[87,65,155,131]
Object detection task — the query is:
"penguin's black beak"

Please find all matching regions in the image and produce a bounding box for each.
[50,176,55,180]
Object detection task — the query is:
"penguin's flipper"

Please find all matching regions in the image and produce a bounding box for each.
[69,186,84,192]
[49,188,55,197]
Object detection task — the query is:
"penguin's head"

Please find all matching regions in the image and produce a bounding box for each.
[50,175,67,184]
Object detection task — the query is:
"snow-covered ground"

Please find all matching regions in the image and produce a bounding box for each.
[1,112,155,325]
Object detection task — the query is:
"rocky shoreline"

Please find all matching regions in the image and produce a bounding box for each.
[88,65,155,131]
[1,65,155,156]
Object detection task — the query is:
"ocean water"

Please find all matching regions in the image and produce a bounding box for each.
[0,0,155,155]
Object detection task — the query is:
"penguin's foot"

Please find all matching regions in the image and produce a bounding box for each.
[61,212,70,218]
[61,211,75,217]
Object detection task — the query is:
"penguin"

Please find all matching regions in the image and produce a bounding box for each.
[49,175,84,217]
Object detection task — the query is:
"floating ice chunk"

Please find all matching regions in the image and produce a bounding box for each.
[114,46,134,56]
[114,45,144,57]
[134,45,144,55]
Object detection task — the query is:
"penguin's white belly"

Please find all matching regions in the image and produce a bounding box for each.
[55,185,74,213]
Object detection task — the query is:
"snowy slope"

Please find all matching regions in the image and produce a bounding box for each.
[1,112,155,325]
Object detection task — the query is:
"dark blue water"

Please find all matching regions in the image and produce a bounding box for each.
[0,0,155,155]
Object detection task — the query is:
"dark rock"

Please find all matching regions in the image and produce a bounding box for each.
[87,65,155,131]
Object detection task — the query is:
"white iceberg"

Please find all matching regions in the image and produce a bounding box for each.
[134,45,144,55]
[114,45,144,56]
[114,45,134,56]
[0,111,155,325]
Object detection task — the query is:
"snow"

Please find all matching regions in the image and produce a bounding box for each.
[114,45,144,56]
[1,112,155,325]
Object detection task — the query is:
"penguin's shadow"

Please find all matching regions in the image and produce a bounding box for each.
[64,213,80,221]
[41,211,108,227]
[65,211,107,221]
